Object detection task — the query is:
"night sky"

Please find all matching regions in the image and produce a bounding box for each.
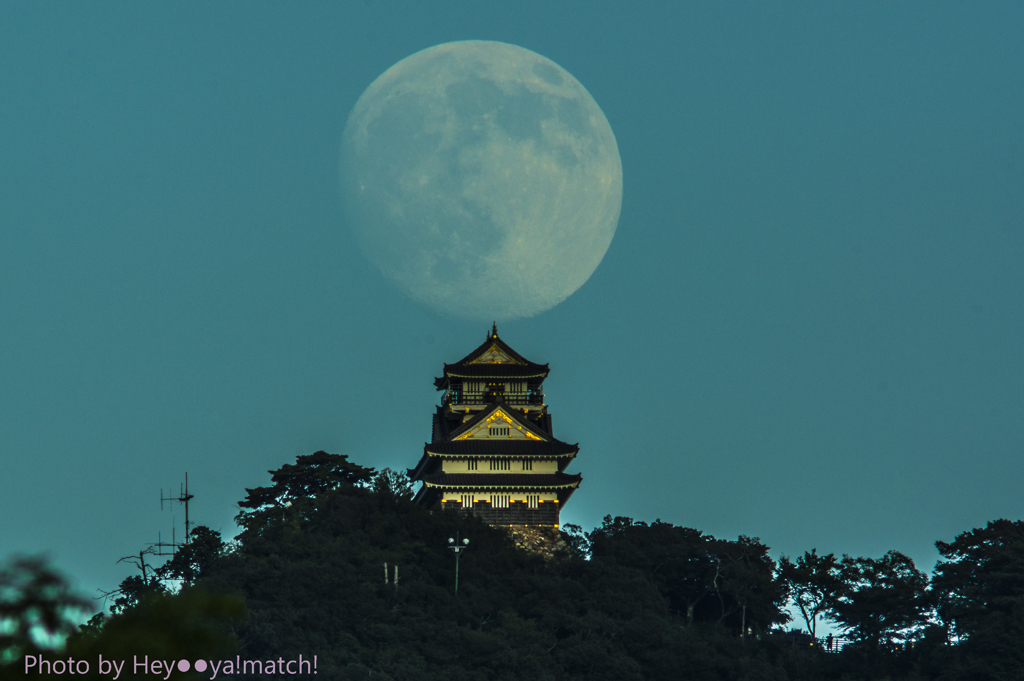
[1,2,1022,615]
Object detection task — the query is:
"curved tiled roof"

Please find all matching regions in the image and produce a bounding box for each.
[421,472,582,489]
[441,364,549,378]
[425,440,578,456]
[434,327,549,388]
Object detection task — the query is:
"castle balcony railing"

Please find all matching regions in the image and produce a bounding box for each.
[443,391,544,407]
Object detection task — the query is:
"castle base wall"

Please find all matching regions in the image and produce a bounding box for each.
[506,525,569,560]
[440,499,559,527]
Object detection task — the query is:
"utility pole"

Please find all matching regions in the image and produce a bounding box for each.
[447,533,470,595]
[383,563,399,598]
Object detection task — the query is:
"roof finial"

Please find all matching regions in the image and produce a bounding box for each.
[491,322,498,339]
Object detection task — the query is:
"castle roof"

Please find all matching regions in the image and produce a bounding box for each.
[426,440,578,457]
[413,472,582,506]
[434,324,549,389]
[420,472,582,490]
[409,400,578,479]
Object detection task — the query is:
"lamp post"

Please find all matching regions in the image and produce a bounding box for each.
[447,533,470,594]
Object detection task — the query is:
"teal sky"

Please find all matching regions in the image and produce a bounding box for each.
[1,2,1022,610]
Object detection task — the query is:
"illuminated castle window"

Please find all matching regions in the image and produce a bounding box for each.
[490,459,511,471]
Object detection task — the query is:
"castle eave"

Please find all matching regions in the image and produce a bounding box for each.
[425,440,578,457]
[421,472,582,490]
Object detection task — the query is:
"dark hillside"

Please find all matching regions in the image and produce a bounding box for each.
[6,452,1022,681]
[189,454,810,680]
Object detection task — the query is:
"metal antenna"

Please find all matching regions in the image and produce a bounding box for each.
[152,528,178,558]
[158,473,195,550]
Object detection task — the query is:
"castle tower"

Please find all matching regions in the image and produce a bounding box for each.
[409,325,581,528]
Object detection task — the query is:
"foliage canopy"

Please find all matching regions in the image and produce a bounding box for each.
[4,454,1023,680]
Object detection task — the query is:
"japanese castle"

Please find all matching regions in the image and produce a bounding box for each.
[409,325,581,528]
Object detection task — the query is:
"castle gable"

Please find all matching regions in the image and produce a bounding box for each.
[468,343,523,365]
[451,404,546,442]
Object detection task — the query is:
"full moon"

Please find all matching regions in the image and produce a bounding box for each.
[340,41,622,320]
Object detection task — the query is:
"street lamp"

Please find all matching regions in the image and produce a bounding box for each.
[447,533,470,594]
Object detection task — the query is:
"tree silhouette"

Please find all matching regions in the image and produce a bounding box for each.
[933,519,1024,680]
[832,551,929,652]
[370,467,415,500]
[236,451,375,534]
[779,549,843,638]
[0,556,90,667]
[157,526,226,586]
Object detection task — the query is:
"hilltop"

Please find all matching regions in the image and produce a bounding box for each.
[3,452,1022,681]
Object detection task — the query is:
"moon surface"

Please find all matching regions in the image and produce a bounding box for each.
[340,41,622,320]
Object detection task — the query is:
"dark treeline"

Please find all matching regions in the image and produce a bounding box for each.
[2,452,1023,680]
